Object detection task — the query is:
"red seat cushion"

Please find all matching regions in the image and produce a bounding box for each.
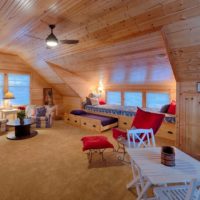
[81,136,114,151]
[132,107,165,134]
[167,100,176,115]
[112,128,127,140]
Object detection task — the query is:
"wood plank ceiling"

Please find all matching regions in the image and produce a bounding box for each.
[0,0,199,97]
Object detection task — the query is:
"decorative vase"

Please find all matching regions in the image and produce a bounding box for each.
[19,118,24,125]
[161,146,175,167]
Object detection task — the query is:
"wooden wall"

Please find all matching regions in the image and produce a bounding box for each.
[176,82,200,159]
[63,96,82,113]
[0,52,63,113]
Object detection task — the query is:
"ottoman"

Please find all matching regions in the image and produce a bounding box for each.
[81,135,114,162]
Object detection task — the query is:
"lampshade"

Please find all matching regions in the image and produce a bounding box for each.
[46,33,58,47]
[4,91,15,99]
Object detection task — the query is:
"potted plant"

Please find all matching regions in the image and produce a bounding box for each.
[17,106,26,124]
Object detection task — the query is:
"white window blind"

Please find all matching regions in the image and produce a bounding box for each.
[106,91,121,105]
[0,74,4,106]
[124,91,142,107]
[8,74,30,105]
[146,92,170,109]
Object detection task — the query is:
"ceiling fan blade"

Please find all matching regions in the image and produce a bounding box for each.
[60,39,79,44]
[25,34,43,41]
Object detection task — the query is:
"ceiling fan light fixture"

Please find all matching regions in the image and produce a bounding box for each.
[46,33,58,47]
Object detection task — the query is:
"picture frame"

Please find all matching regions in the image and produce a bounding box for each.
[43,88,54,105]
[197,82,200,93]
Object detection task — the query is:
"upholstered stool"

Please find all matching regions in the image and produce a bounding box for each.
[81,136,114,162]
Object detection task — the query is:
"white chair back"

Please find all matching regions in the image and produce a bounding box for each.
[127,128,155,148]
[186,179,200,200]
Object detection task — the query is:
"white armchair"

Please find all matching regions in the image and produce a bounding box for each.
[25,105,57,128]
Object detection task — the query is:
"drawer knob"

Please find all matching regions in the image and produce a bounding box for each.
[75,120,77,123]
[84,123,86,125]
[67,118,70,121]
[168,131,173,134]
[123,122,127,125]
[93,125,96,128]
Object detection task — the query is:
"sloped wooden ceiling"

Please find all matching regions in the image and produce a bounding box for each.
[0,0,200,97]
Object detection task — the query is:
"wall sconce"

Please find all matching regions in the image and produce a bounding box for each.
[98,86,103,94]
[98,81,104,96]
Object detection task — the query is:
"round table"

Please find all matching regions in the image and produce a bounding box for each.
[6,119,38,140]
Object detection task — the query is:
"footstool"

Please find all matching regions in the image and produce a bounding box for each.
[81,135,114,163]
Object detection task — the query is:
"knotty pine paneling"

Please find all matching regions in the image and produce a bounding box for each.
[0,52,63,114]
[63,96,81,113]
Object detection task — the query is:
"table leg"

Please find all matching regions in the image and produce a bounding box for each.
[136,180,152,200]
[127,160,143,196]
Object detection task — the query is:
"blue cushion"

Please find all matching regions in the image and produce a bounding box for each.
[70,110,87,115]
[36,106,46,117]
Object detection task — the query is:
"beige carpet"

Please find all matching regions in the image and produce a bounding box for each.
[0,121,174,200]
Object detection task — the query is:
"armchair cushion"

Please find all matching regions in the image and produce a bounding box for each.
[25,105,36,118]
[36,106,46,117]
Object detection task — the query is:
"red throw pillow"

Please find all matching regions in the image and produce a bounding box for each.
[81,136,114,151]
[132,107,165,134]
[167,100,176,115]
[99,99,106,105]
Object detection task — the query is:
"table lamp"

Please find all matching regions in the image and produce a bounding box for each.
[3,91,15,109]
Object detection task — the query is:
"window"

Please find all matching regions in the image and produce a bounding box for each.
[124,91,142,107]
[146,92,170,109]
[8,74,30,105]
[0,74,4,106]
[106,91,121,105]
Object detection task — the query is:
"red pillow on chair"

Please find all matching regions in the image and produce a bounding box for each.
[132,107,165,134]
[167,100,176,115]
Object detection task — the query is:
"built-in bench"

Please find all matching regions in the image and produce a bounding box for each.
[64,111,118,132]
[84,105,176,141]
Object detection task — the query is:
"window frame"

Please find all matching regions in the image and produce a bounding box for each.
[105,89,171,108]
[146,91,170,109]
[124,91,143,107]
[8,73,31,105]
[0,72,32,106]
[106,90,122,105]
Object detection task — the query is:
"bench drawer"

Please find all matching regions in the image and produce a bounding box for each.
[80,117,101,132]
[64,113,71,124]
[69,114,81,126]
[157,122,176,141]
[118,116,133,130]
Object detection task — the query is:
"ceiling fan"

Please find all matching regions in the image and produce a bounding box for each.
[46,24,79,47]
[26,24,79,48]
